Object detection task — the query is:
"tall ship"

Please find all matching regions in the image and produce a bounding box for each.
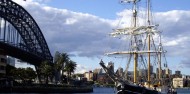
[99,0,177,94]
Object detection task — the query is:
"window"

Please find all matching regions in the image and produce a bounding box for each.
[0,66,5,70]
[0,58,6,63]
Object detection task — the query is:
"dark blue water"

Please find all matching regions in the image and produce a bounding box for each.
[92,87,116,94]
[74,87,190,94]
[176,88,190,94]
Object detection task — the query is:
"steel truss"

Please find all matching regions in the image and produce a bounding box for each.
[0,0,52,65]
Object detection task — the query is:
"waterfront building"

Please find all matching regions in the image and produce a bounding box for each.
[0,50,7,77]
[173,78,185,88]
[165,68,169,75]
[93,68,103,74]
[93,68,102,81]
[0,54,6,77]
[84,71,93,81]
[139,69,147,77]
[150,65,153,74]
[175,70,181,75]
[156,68,159,79]
[175,70,182,78]
[127,71,134,82]
[96,73,113,84]
[7,56,15,67]
[182,75,190,79]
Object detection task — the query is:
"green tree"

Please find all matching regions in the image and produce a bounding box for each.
[25,67,37,81]
[6,64,16,76]
[55,53,69,71]
[11,67,36,84]
[40,61,53,85]
[65,60,77,84]
[55,52,70,81]
[13,68,26,81]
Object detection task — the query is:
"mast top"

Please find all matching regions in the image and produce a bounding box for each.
[120,0,140,4]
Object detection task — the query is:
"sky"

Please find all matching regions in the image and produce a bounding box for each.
[12,0,190,75]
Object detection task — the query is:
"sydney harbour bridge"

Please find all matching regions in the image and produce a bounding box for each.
[0,0,53,66]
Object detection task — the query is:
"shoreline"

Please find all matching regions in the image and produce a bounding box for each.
[0,86,93,93]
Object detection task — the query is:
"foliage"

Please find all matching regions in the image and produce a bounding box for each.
[6,64,16,76]
[65,60,77,75]
[40,61,53,76]
[10,67,37,84]
[53,51,77,84]
[25,67,37,80]
[65,60,77,84]
[55,52,69,71]
[40,60,53,84]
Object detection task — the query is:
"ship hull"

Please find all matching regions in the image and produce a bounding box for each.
[117,84,159,94]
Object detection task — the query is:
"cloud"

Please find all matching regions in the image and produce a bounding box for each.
[180,61,190,68]
[13,0,116,57]
[155,10,190,38]
[75,64,89,73]
[11,0,190,65]
[34,0,51,3]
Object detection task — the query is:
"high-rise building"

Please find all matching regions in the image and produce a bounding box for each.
[175,70,181,76]
[170,70,172,75]
[93,68,103,74]
[116,67,123,77]
[139,69,147,77]
[150,65,153,74]
[156,68,159,79]
[165,68,172,75]
[107,61,114,72]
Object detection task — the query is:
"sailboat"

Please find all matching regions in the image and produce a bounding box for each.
[99,0,177,94]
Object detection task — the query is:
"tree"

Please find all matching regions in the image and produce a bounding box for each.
[40,61,53,85]
[6,64,16,76]
[55,52,70,82]
[11,67,36,84]
[25,67,37,81]
[65,60,77,84]
[13,68,26,81]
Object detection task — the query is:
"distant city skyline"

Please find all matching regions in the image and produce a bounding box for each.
[12,0,190,75]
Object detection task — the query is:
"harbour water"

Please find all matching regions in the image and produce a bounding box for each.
[74,87,190,94]
[176,88,190,94]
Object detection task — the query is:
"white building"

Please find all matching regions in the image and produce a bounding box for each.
[84,71,93,81]
[173,78,184,88]
[7,56,15,67]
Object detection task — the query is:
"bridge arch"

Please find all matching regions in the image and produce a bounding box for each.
[0,0,52,65]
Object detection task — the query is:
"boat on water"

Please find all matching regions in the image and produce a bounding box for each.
[99,0,177,94]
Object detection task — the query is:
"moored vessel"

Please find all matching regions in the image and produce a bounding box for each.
[99,0,177,94]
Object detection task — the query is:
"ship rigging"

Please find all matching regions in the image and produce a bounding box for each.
[99,0,176,94]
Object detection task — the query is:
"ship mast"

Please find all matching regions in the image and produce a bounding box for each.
[147,0,151,88]
[158,33,162,85]
[132,0,138,84]
[120,0,139,84]
[147,0,162,87]
[105,0,162,87]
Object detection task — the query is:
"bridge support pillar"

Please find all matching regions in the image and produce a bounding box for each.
[35,66,42,84]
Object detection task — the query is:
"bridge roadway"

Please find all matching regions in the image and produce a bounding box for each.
[0,0,53,66]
